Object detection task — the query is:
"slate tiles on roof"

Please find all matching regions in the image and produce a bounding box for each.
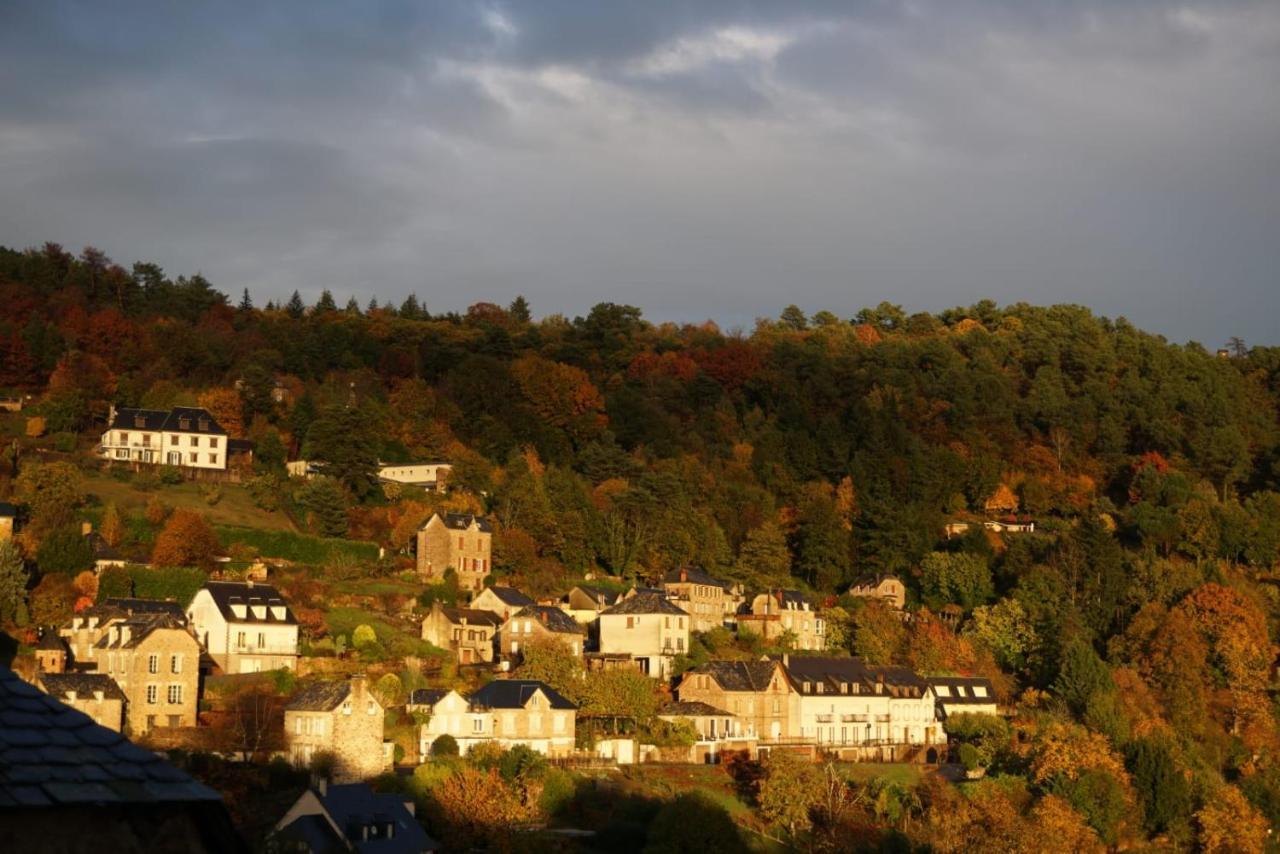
[659,700,732,717]
[312,783,439,853]
[36,673,126,703]
[434,512,493,533]
[285,681,352,712]
[440,606,503,627]
[600,590,688,617]
[469,679,576,711]
[201,581,297,626]
[0,667,222,808]
[485,586,535,607]
[692,660,783,692]
[662,567,730,589]
[510,605,585,634]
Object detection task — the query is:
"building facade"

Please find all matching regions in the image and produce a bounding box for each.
[925,676,999,720]
[470,586,535,622]
[848,575,907,611]
[498,605,586,660]
[661,567,741,633]
[98,406,229,470]
[35,672,126,732]
[95,614,201,736]
[736,590,827,651]
[62,598,188,669]
[598,591,691,678]
[676,659,797,741]
[415,513,492,591]
[782,657,944,749]
[285,677,390,783]
[415,681,577,760]
[186,581,299,674]
[419,601,500,664]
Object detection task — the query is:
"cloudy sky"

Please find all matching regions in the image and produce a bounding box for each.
[1,2,1278,344]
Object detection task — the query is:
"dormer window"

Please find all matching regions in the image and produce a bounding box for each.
[179,417,191,430]
[198,418,209,431]
[134,415,145,428]
[231,604,247,619]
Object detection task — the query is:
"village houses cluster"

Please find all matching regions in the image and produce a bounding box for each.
[22,500,997,787]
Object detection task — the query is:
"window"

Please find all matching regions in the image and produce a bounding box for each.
[141,434,150,447]
[119,431,129,443]
[367,701,376,715]
[626,617,635,629]
[189,453,197,464]
[676,637,684,651]
[170,434,178,445]
[342,701,352,716]
[258,632,265,648]
[171,654,182,674]
[295,717,303,734]
[190,436,199,447]
[208,453,217,464]
[664,617,670,629]
[210,437,219,449]
[146,684,158,704]
[472,717,484,733]
[237,631,246,649]
[315,718,324,736]
[148,654,159,674]
[168,684,182,704]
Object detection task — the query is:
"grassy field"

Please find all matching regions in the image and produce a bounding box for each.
[836,762,924,788]
[215,526,380,564]
[81,470,298,531]
[325,606,444,659]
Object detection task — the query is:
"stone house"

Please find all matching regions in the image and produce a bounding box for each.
[497,605,586,660]
[61,598,188,669]
[95,613,201,736]
[470,585,535,622]
[657,700,742,741]
[186,580,299,674]
[676,659,797,741]
[415,513,492,592]
[273,780,438,853]
[416,680,577,760]
[848,575,906,611]
[598,591,690,678]
[35,627,69,674]
[925,675,999,720]
[736,590,826,651]
[34,672,127,732]
[98,406,230,471]
[0,668,242,853]
[285,677,391,783]
[661,567,741,633]
[419,601,500,664]
[781,656,944,751]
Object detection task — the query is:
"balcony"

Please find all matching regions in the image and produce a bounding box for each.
[234,645,298,655]
[815,714,833,724]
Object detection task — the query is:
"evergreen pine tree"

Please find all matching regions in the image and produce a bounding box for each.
[298,477,349,537]
[344,296,361,314]
[0,541,29,625]
[238,288,253,311]
[315,289,337,313]
[400,293,421,319]
[367,297,379,313]
[509,295,532,323]
[285,290,306,318]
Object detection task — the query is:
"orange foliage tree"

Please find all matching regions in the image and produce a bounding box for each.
[198,387,245,438]
[510,354,607,444]
[151,510,220,569]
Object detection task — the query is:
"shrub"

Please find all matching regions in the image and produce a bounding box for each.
[35,524,95,576]
[430,734,459,758]
[52,432,77,453]
[97,565,132,600]
[158,465,184,485]
[352,624,378,648]
[958,742,983,772]
[644,791,744,854]
[151,510,220,570]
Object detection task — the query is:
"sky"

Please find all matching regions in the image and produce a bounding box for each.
[1,1,1278,346]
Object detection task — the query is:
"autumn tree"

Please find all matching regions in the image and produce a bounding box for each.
[0,541,30,626]
[510,354,607,445]
[430,767,530,851]
[15,461,84,534]
[1197,785,1267,854]
[151,510,220,569]
[99,503,125,548]
[644,791,744,853]
[758,749,824,837]
[35,524,94,576]
[197,387,245,438]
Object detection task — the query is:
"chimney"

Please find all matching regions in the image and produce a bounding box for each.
[539,610,548,624]
[782,653,789,668]
[245,580,254,589]
[680,568,688,582]
[317,777,328,797]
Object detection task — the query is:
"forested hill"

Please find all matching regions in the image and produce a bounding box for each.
[2,242,1278,594]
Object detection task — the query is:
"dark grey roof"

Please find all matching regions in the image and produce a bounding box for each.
[407,689,448,707]
[690,660,784,692]
[659,700,732,717]
[107,408,169,432]
[510,605,585,635]
[310,783,439,853]
[925,675,996,704]
[36,673,126,703]
[274,813,344,854]
[227,438,255,456]
[469,679,576,711]
[779,656,928,696]
[94,613,192,650]
[568,585,624,607]
[286,681,352,712]
[36,627,67,652]
[439,606,502,627]
[424,513,493,534]
[162,407,227,436]
[662,567,729,589]
[483,586,535,607]
[601,591,688,617]
[92,598,187,621]
[740,589,814,614]
[86,531,122,562]
[850,574,901,588]
[0,666,223,807]
[198,581,297,625]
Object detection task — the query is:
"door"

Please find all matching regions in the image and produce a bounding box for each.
[770,721,781,740]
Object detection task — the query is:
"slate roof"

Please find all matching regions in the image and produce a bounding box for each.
[659,700,732,717]
[691,660,785,692]
[567,585,623,608]
[91,598,187,621]
[600,590,688,617]
[86,531,122,562]
[198,581,297,626]
[850,574,901,589]
[510,605,585,635]
[483,586,535,608]
[779,656,928,696]
[662,567,729,589]
[163,407,227,435]
[227,438,255,456]
[407,689,448,708]
[36,627,68,652]
[107,408,169,432]
[285,681,353,712]
[0,666,222,808]
[93,613,191,651]
[423,512,493,534]
[36,673,126,703]
[925,675,996,704]
[741,589,814,613]
[439,606,502,628]
[300,783,439,853]
[469,679,576,711]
